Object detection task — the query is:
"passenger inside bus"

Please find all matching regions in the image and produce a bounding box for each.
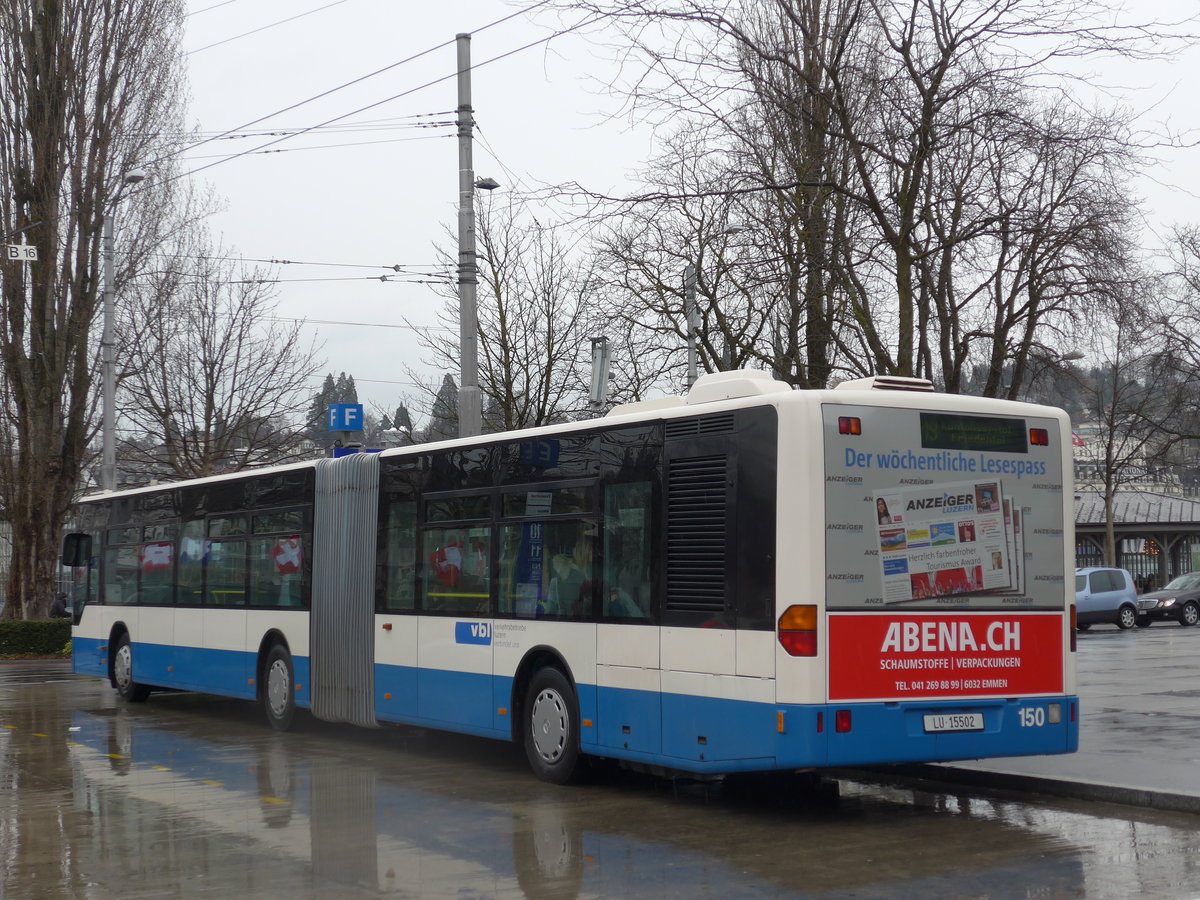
[546,528,594,617]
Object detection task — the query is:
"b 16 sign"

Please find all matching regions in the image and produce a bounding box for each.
[5,244,37,261]
[828,612,1063,700]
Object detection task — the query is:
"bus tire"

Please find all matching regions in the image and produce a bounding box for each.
[264,644,295,732]
[113,633,151,703]
[523,667,581,784]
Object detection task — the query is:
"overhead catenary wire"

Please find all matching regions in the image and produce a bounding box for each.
[182,132,452,161]
[171,7,600,186]
[171,0,552,163]
[187,0,355,55]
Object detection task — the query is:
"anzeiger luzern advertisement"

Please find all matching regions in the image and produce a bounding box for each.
[874,479,1023,603]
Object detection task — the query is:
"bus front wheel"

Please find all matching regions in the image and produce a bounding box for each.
[264,644,295,732]
[523,667,582,785]
[113,633,151,703]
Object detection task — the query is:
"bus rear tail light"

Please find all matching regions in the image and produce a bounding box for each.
[1069,604,1077,652]
[835,710,852,733]
[1029,427,1049,446]
[838,416,862,435]
[778,605,817,657]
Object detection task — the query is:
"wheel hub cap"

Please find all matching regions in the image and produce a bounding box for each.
[530,688,567,762]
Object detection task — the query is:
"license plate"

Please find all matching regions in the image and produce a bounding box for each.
[922,713,984,733]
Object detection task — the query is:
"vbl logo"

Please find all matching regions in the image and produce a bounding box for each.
[455,621,492,645]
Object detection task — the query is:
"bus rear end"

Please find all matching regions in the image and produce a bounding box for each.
[776,378,1077,768]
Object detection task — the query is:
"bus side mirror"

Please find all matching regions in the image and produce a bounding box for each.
[62,533,92,567]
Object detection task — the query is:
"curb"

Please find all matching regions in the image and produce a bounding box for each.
[834,765,1200,816]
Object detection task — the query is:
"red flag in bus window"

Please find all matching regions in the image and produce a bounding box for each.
[141,542,173,572]
[270,537,303,575]
[430,541,464,588]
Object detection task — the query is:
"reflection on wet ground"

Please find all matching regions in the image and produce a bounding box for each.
[2,661,1199,898]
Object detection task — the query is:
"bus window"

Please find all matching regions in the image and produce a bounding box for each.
[603,483,652,620]
[104,529,140,605]
[177,520,205,605]
[250,535,304,607]
[424,526,490,615]
[206,532,247,607]
[381,500,417,611]
[138,540,175,605]
[499,520,596,620]
[502,486,593,518]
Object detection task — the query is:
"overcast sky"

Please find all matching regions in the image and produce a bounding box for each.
[179,0,1200,423]
[181,0,648,421]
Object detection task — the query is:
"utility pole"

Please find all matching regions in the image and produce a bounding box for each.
[456,32,482,438]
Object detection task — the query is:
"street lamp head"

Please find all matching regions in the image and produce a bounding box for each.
[124,169,146,186]
[474,176,500,191]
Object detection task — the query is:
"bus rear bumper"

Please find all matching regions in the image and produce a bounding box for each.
[778,696,1079,769]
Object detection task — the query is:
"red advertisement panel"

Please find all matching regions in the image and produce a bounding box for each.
[828,612,1063,701]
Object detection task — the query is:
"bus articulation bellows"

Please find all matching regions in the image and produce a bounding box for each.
[65,370,1078,783]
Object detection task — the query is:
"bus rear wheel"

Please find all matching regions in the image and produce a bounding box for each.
[264,644,295,732]
[113,633,151,703]
[523,667,582,784]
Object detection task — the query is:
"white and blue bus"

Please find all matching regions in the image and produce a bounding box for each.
[65,370,1079,783]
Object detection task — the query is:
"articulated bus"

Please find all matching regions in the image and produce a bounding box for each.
[65,370,1078,783]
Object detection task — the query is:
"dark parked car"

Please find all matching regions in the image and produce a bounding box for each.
[1136,573,1200,627]
[1075,567,1139,630]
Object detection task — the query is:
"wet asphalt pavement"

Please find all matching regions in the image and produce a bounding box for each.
[902,622,1200,813]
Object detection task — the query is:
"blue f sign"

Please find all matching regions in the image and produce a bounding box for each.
[327,403,364,432]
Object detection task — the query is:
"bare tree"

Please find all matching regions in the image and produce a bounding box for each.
[419,196,601,430]
[117,238,322,480]
[564,0,1182,391]
[1071,274,1195,564]
[0,0,190,619]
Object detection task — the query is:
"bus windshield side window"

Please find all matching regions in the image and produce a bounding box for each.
[602,483,652,620]
[104,527,140,605]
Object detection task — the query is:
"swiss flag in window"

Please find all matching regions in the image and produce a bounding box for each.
[270,537,303,575]
[141,543,173,572]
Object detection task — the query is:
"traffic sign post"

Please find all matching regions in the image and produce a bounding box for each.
[327,403,365,457]
[326,404,363,432]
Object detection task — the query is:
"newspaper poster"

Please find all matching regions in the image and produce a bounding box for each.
[875,480,1013,603]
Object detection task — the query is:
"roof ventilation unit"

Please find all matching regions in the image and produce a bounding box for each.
[834,375,936,393]
[686,369,791,404]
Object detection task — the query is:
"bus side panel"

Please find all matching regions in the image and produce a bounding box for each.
[125,607,172,686]
[417,616,494,730]
[72,604,111,678]
[592,673,661,756]
[592,623,658,754]
[375,613,419,719]
[659,669,775,762]
[168,608,204,690]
